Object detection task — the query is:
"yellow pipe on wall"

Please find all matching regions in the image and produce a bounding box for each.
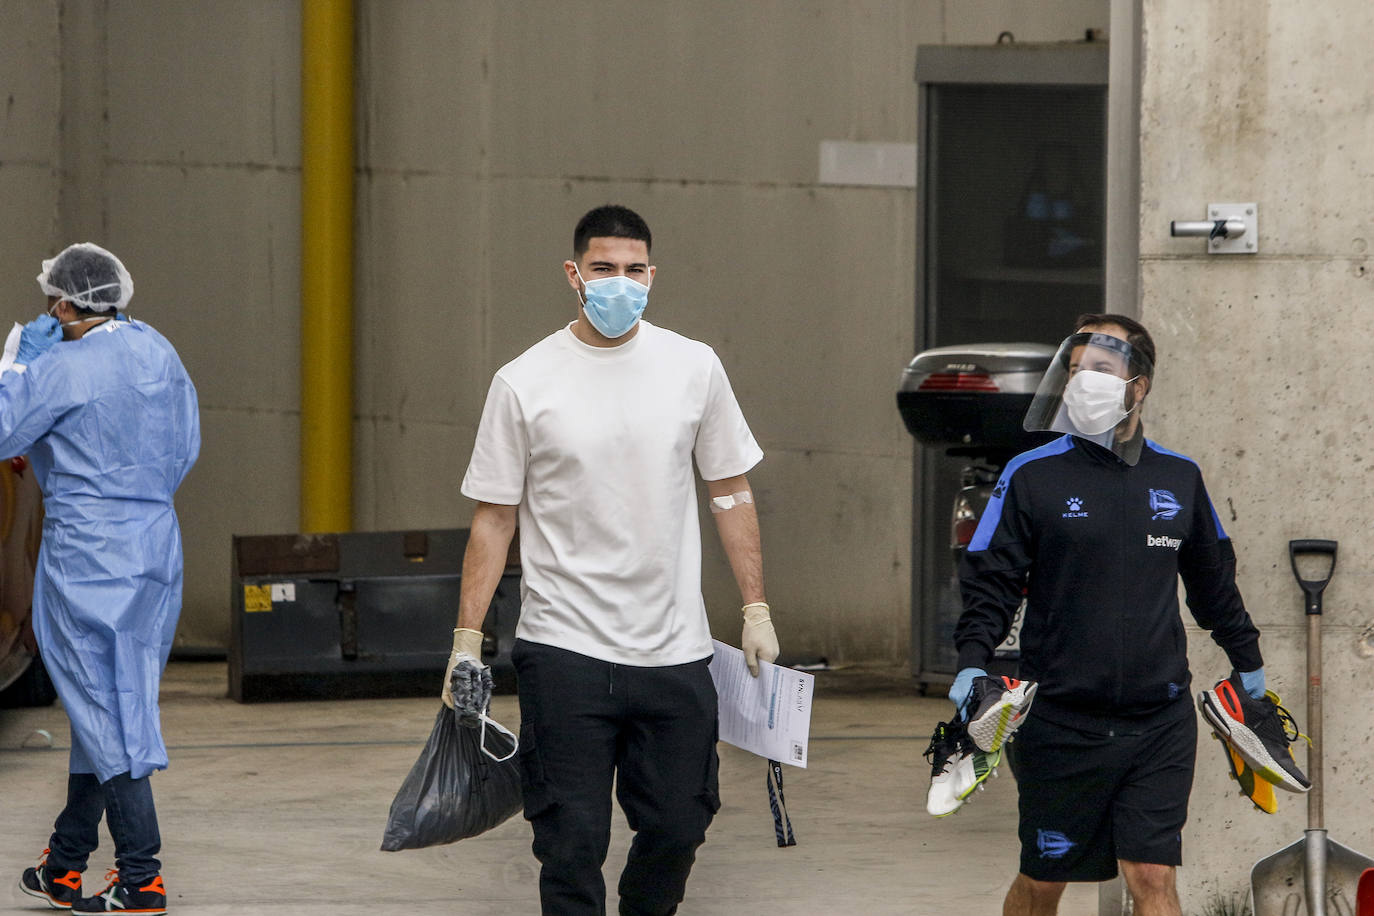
[300,0,354,533]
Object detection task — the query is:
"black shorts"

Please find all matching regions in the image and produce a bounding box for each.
[1014,709,1197,882]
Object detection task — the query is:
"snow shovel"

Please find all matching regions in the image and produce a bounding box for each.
[1250,539,1374,916]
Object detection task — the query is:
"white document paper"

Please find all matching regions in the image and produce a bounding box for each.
[0,322,23,375]
[708,639,814,768]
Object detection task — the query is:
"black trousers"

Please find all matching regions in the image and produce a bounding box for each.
[512,640,720,916]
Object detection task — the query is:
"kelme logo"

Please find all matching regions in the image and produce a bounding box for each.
[1062,497,1087,519]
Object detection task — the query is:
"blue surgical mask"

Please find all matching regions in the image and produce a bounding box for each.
[574,264,650,339]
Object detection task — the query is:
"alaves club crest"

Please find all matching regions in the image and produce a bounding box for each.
[1149,488,1182,521]
[1037,829,1076,859]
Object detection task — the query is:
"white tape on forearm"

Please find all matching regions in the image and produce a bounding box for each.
[710,490,754,514]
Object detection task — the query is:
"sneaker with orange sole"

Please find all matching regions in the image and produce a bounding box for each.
[1209,729,1278,814]
[1198,672,1310,793]
[72,871,166,915]
[19,848,83,910]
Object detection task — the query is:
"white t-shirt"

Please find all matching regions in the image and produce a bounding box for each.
[461,321,763,666]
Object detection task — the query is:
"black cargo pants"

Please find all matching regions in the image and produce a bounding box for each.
[512,639,720,916]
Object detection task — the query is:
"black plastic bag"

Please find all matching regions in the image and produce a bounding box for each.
[380,706,523,851]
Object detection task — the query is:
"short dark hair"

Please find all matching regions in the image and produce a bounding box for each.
[1075,313,1155,378]
[573,205,652,258]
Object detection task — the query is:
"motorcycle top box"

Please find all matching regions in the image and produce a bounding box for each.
[897,342,1056,457]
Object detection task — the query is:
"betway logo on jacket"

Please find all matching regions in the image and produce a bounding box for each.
[1147,534,1182,550]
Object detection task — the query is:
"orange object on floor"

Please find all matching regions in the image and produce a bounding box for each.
[1356,867,1374,916]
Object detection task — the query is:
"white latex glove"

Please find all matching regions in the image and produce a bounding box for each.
[441,627,488,718]
[742,602,779,677]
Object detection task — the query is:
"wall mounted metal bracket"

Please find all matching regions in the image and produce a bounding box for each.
[1170,203,1258,254]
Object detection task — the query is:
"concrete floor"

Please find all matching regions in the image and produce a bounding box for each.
[0,662,1107,915]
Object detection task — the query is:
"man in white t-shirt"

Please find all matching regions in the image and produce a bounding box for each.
[440,205,778,915]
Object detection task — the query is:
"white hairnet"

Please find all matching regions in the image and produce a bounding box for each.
[37,242,134,312]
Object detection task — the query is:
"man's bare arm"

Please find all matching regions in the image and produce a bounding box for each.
[457,501,518,631]
[707,474,764,605]
[708,473,777,676]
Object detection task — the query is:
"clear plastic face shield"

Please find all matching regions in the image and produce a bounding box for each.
[1023,331,1154,465]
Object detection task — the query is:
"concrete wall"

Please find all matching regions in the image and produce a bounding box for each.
[0,0,1107,658]
[0,5,61,317]
[1140,0,1374,906]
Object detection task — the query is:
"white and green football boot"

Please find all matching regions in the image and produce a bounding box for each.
[924,719,1002,817]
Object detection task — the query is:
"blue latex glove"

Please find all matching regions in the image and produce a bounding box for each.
[1239,667,1266,699]
[17,314,61,364]
[949,666,988,717]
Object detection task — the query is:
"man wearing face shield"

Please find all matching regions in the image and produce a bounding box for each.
[11,244,199,915]
[1037,328,1152,464]
[443,205,775,914]
[950,315,1277,915]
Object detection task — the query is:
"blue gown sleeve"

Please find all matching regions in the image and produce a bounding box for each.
[0,356,81,460]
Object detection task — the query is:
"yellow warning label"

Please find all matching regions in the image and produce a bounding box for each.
[244,584,272,613]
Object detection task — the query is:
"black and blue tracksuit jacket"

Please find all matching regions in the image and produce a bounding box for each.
[955,433,1262,729]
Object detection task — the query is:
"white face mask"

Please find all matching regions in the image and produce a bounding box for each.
[478,713,518,762]
[1062,369,1135,435]
[47,301,115,328]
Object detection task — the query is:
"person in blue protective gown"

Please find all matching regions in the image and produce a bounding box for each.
[13,243,199,916]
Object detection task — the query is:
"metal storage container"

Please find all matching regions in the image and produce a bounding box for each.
[229,528,520,702]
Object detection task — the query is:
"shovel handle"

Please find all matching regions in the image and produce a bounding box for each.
[1290,540,1336,832]
[1289,539,1338,615]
